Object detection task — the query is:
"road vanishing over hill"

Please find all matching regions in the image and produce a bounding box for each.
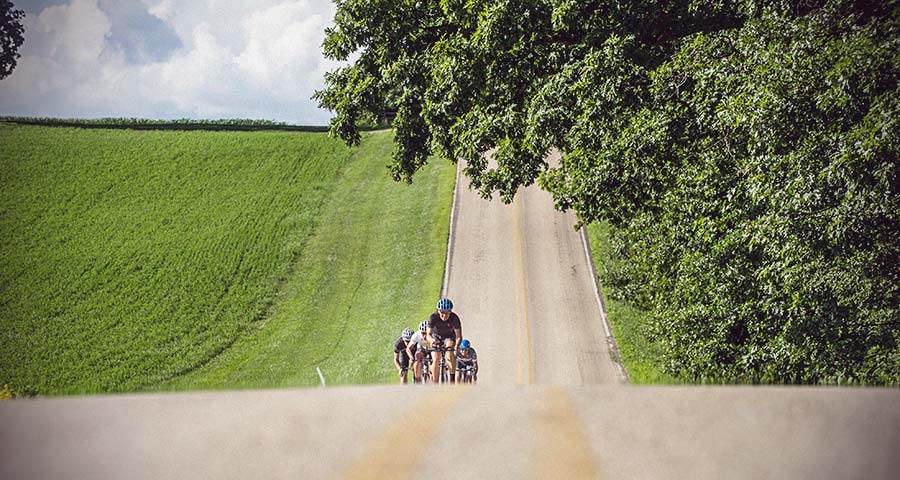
[445,152,625,385]
[2,155,899,479]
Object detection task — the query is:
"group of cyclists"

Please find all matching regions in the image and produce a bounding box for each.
[392,298,478,384]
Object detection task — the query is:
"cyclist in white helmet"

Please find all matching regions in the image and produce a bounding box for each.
[406,320,430,383]
[393,327,414,384]
[427,298,462,383]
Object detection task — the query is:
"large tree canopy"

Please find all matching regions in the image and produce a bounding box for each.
[0,0,24,80]
[317,0,900,384]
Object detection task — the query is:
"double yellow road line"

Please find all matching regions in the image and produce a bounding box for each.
[343,187,602,480]
[342,388,469,479]
[343,387,602,480]
[511,196,533,385]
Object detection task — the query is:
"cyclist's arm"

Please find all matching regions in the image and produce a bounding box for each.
[454,327,462,347]
[429,330,446,347]
[393,351,403,370]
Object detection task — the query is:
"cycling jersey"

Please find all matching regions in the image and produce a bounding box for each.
[457,347,477,365]
[428,311,461,340]
[394,336,410,367]
[456,347,478,373]
[408,331,429,353]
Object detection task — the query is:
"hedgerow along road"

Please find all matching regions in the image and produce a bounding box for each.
[1,155,899,479]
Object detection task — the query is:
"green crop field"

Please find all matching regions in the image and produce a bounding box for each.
[0,124,455,395]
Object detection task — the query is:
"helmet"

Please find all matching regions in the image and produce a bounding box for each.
[460,339,471,350]
[419,320,428,333]
[402,328,413,340]
[436,298,453,311]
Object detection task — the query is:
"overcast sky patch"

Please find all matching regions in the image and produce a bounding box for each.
[100,0,181,64]
[0,0,343,125]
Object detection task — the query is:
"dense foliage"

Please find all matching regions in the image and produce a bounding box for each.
[319,0,900,383]
[0,0,24,79]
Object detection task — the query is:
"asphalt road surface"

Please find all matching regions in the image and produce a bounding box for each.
[2,156,899,479]
[445,154,624,385]
[2,386,899,479]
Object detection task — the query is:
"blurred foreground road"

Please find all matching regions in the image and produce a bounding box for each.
[2,385,899,479]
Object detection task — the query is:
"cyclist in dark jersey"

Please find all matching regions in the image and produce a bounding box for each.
[455,339,478,383]
[393,328,413,384]
[427,298,462,383]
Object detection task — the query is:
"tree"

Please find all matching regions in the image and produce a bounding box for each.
[0,0,24,80]
[317,0,900,384]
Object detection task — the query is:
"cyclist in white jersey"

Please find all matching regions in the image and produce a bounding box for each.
[406,320,430,383]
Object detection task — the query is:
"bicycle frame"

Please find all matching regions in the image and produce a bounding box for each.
[456,364,476,383]
[421,353,433,384]
[427,344,451,384]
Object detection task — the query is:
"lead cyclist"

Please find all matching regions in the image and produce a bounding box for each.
[427,298,462,383]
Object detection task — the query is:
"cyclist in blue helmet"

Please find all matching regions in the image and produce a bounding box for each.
[455,339,478,383]
[427,298,462,383]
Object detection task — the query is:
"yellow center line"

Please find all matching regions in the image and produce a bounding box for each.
[511,196,532,385]
[511,201,524,384]
[341,388,469,480]
[533,388,603,479]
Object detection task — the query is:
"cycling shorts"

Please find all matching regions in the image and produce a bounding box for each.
[456,359,477,373]
[396,350,411,369]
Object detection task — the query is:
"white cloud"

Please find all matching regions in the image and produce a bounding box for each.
[235,1,337,98]
[144,0,174,20]
[39,0,111,65]
[0,0,344,124]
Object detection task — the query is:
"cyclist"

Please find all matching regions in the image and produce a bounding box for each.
[427,298,462,383]
[455,339,478,383]
[393,327,414,384]
[406,321,430,383]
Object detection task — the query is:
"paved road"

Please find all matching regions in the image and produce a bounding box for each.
[447,154,623,385]
[3,156,900,479]
[2,386,899,479]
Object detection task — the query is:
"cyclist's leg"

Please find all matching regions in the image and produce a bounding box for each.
[413,349,425,383]
[430,350,440,382]
[444,339,457,383]
[399,353,409,384]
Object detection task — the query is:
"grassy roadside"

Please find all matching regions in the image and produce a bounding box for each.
[0,125,454,394]
[586,222,679,384]
[158,130,455,390]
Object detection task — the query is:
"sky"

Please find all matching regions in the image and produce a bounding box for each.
[0,0,346,125]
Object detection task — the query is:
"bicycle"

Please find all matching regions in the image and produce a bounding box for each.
[456,363,477,384]
[421,351,433,384]
[426,341,452,384]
